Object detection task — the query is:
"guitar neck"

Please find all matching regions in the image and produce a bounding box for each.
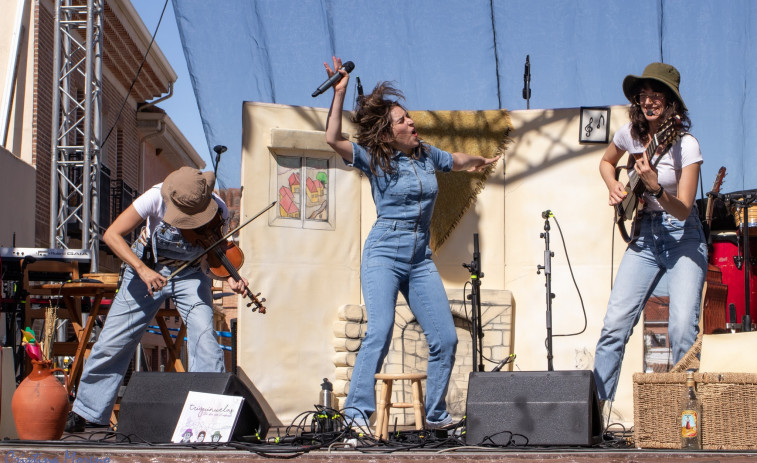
[628,133,664,191]
[646,134,659,159]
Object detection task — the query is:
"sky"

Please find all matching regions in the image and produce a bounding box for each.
[131,0,213,171]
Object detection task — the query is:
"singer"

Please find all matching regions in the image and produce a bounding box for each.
[323,56,499,431]
[594,63,707,407]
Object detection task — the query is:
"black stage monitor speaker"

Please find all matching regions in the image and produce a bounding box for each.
[465,370,601,447]
[117,372,269,443]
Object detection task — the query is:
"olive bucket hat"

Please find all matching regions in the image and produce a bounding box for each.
[161,167,218,229]
[622,62,687,111]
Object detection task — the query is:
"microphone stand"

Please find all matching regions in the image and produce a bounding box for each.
[743,198,752,332]
[463,233,485,372]
[733,193,756,331]
[522,55,531,110]
[537,211,555,371]
[212,145,227,179]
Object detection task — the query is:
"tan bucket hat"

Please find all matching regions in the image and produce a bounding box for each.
[622,62,687,111]
[161,167,218,229]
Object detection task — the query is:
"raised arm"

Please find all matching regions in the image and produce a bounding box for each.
[324,56,354,163]
[451,152,501,172]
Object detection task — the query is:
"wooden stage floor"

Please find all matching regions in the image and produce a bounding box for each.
[1,443,756,463]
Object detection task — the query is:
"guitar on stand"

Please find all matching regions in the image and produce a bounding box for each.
[614,115,684,243]
[699,167,729,334]
[704,167,727,242]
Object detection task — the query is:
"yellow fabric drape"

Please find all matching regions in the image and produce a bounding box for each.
[409,110,512,251]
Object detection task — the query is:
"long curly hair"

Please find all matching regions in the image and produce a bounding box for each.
[352,82,421,175]
[627,79,691,143]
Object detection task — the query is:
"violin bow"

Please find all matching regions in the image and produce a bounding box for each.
[166,201,277,281]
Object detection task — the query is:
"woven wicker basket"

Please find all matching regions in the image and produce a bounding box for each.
[634,336,757,450]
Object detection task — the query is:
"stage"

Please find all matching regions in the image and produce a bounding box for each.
[1,424,756,463]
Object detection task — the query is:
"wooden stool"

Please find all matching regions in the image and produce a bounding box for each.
[374,372,426,439]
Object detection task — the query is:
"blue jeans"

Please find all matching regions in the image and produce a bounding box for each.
[593,209,707,400]
[344,220,458,425]
[73,262,224,425]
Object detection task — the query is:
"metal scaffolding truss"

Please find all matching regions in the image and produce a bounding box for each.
[49,0,103,271]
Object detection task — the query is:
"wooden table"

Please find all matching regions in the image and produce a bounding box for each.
[26,281,117,392]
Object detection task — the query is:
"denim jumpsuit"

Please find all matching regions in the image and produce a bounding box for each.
[73,219,225,425]
[593,208,707,401]
[343,142,458,426]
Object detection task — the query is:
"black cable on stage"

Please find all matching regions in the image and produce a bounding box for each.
[53,404,467,454]
[102,0,169,147]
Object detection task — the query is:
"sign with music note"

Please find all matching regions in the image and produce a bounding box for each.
[579,106,611,144]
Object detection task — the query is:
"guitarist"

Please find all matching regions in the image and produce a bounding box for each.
[593,63,708,412]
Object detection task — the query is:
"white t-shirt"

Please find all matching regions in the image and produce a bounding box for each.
[131,184,229,238]
[613,122,702,211]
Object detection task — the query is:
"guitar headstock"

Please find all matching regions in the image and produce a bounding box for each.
[711,166,727,194]
[657,115,684,146]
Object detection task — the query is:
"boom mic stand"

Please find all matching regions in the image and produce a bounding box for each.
[537,210,556,371]
[212,144,227,178]
[463,233,485,372]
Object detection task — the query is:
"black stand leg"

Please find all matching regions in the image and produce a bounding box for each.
[730,195,755,332]
[742,201,752,331]
[231,318,238,375]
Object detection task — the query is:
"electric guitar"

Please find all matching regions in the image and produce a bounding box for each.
[614,115,684,243]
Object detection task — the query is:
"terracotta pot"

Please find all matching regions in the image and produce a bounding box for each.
[11,359,70,440]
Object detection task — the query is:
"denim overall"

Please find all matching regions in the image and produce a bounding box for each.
[593,208,707,401]
[73,222,225,425]
[344,142,458,426]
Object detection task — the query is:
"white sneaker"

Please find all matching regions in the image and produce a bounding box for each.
[426,416,455,430]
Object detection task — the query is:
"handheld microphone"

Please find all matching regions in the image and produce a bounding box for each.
[491,354,516,372]
[312,61,355,97]
[541,210,553,219]
[646,109,654,116]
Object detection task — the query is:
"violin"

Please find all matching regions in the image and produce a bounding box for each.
[180,211,266,313]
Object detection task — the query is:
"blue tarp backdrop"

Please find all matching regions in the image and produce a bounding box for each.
[173,0,755,193]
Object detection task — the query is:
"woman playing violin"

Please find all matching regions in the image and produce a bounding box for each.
[66,167,249,432]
